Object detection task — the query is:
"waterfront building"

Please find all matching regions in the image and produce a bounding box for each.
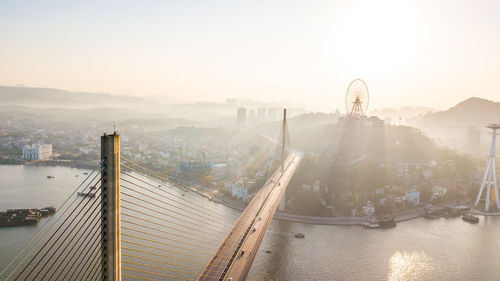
[22,142,52,160]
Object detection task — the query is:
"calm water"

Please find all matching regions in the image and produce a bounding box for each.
[1,165,500,280]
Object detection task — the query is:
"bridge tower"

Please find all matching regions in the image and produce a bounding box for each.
[101,133,122,281]
[279,108,289,211]
[475,124,500,212]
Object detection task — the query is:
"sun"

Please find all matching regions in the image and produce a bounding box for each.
[331,0,422,76]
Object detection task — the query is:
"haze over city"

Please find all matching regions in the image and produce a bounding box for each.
[1,0,500,109]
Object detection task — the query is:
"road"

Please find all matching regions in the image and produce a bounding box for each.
[197,152,301,281]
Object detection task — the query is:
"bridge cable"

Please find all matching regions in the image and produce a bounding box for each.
[15,178,103,281]
[120,182,232,231]
[121,228,217,253]
[120,158,240,219]
[120,192,229,236]
[120,170,239,223]
[52,211,105,281]
[122,267,193,281]
[1,165,102,280]
[34,193,103,280]
[41,198,104,280]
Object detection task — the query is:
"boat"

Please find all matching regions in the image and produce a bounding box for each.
[77,192,96,198]
[294,233,305,238]
[424,212,442,219]
[364,218,380,229]
[364,222,379,229]
[0,209,43,227]
[377,216,397,228]
[41,207,56,215]
[462,213,479,224]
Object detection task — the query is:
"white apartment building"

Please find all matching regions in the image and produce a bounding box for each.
[23,143,52,160]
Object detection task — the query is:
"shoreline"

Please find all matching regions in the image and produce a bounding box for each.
[4,163,495,227]
[212,194,429,227]
[0,160,97,170]
[273,208,427,226]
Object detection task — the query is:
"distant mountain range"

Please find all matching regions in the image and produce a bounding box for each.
[2,85,498,129]
[417,97,500,128]
[0,86,299,124]
[369,106,437,122]
[0,86,156,109]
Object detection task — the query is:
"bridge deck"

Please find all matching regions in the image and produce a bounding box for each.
[198,153,301,281]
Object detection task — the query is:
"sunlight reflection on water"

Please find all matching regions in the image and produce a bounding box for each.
[388,251,433,281]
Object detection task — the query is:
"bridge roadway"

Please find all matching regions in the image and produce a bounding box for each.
[198,152,301,281]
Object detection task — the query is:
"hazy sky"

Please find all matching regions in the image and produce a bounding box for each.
[1,0,500,110]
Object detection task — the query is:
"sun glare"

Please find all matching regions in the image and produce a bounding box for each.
[332,0,421,76]
[388,251,433,281]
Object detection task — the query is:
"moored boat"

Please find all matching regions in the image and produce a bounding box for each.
[377,216,397,228]
[462,213,479,224]
[294,233,305,238]
[77,192,96,198]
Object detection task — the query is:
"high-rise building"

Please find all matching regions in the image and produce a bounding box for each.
[257,108,267,122]
[236,107,247,127]
[267,108,279,121]
[23,142,52,160]
[466,126,480,154]
[248,109,256,123]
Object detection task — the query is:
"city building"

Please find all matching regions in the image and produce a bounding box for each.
[248,109,256,123]
[267,108,279,121]
[231,184,248,199]
[466,126,480,154]
[257,108,267,122]
[179,161,213,178]
[237,107,247,127]
[22,142,52,160]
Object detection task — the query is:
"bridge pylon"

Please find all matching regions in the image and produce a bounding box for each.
[278,108,289,211]
[101,133,122,281]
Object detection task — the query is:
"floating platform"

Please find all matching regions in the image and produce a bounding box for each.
[0,207,56,227]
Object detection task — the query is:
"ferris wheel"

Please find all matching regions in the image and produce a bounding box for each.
[345,79,369,118]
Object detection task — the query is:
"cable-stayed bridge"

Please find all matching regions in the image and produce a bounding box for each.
[0,110,300,281]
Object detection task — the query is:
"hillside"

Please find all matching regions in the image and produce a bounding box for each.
[417,97,500,127]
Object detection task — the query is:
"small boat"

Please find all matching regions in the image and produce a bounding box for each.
[462,213,479,224]
[42,207,56,214]
[377,216,397,228]
[364,218,379,229]
[364,222,380,229]
[294,233,305,239]
[77,192,96,198]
